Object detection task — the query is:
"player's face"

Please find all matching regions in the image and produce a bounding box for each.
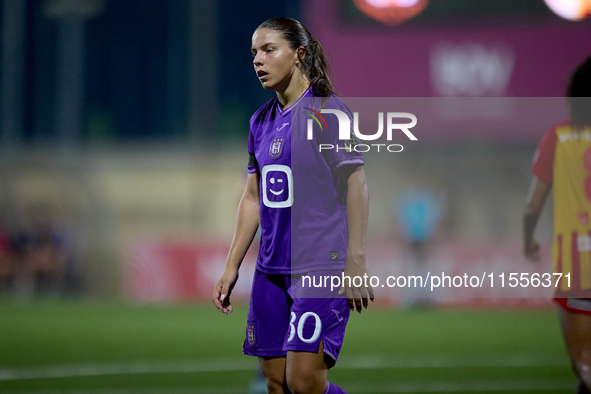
[251,28,300,92]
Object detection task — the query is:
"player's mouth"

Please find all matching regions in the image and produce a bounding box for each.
[257,70,269,80]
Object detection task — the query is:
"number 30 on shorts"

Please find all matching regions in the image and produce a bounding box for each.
[288,311,322,343]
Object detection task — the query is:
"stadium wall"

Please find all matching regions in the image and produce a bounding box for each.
[0,144,552,303]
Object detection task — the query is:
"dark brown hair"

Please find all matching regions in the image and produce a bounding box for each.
[566,56,591,129]
[257,18,337,97]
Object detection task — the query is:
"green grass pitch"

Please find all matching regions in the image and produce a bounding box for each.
[0,300,575,393]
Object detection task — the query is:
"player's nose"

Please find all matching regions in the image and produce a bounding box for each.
[253,52,263,67]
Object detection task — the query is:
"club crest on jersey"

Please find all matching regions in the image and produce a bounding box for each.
[269,137,285,160]
[247,324,256,346]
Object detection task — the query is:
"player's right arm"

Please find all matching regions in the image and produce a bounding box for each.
[523,126,556,261]
[213,172,260,315]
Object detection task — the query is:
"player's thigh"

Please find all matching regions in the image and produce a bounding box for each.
[286,341,328,394]
[286,339,329,375]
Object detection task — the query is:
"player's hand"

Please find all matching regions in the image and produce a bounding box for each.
[212,267,239,315]
[339,253,374,313]
[524,239,540,262]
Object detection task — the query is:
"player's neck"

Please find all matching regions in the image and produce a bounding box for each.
[276,77,310,110]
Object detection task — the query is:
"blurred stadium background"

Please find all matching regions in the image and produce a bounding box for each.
[0,0,590,392]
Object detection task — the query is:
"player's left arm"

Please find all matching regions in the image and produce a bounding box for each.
[337,164,374,312]
[523,176,551,261]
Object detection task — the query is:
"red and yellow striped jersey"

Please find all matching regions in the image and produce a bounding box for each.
[533,123,591,296]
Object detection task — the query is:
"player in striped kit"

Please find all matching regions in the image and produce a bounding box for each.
[212,18,373,394]
[524,57,591,393]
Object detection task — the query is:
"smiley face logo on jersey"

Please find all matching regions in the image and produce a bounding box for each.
[262,165,293,208]
[269,176,285,196]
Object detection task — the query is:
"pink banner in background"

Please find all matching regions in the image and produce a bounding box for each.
[304,0,591,101]
[124,240,257,303]
[124,237,553,306]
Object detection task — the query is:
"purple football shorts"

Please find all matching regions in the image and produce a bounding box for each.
[243,268,350,367]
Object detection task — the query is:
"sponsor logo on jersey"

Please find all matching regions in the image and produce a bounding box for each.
[262,165,293,208]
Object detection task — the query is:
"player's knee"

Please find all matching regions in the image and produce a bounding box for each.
[264,377,287,394]
[286,372,324,394]
[286,376,314,394]
[260,368,286,394]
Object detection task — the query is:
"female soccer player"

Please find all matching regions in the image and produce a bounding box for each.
[524,56,591,393]
[212,18,373,394]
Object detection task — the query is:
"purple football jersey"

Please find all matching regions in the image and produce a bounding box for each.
[248,88,363,274]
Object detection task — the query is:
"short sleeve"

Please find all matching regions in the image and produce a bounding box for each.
[247,127,258,174]
[532,126,558,185]
[323,104,364,171]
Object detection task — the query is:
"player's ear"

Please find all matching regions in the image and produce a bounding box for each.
[295,46,306,64]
